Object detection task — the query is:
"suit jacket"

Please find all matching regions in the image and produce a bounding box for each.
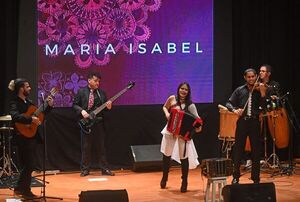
[73,86,108,119]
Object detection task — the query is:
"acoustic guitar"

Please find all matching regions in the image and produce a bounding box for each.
[15,87,58,138]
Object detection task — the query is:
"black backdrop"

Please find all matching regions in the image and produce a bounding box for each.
[1,0,300,170]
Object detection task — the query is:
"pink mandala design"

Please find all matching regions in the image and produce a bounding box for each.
[105,9,136,40]
[39,0,162,68]
[144,0,161,12]
[46,11,79,42]
[118,0,145,11]
[38,0,65,14]
[66,0,116,20]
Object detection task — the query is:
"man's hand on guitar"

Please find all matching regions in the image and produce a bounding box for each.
[47,96,54,107]
[32,116,41,126]
[106,101,112,110]
[81,110,90,119]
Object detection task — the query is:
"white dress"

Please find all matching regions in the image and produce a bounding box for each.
[160,103,200,169]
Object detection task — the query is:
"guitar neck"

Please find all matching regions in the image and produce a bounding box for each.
[93,87,129,115]
[33,101,49,117]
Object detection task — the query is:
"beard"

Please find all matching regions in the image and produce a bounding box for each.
[23,91,30,97]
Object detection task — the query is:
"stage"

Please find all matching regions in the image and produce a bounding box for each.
[1,165,300,202]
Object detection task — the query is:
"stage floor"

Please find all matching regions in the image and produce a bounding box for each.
[1,166,300,201]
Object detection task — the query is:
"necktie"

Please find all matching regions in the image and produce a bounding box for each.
[88,89,94,110]
[247,92,252,116]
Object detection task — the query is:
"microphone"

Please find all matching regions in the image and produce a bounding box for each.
[41,92,45,102]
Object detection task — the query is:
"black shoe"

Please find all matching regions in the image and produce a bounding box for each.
[102,169,115,176]
[14,189,37,198]
[231,178,239,184]
[22,191,38,199]
[160,178,167,189]
[180,181,188,193]
[80,170,89,177]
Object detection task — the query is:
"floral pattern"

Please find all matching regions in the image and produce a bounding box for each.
[38,71,87,107]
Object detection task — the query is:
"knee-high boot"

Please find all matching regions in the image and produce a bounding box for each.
[160,155,171,189]
[180,158,189,193]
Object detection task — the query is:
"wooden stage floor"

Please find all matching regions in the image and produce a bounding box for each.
[1,166,300,201]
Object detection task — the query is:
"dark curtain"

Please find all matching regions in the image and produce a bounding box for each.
[232,0,300,155]
[1,0,19,115]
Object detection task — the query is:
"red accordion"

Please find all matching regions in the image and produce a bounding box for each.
[167,108,203,141]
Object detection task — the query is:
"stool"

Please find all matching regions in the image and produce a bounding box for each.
[205,177,227,202]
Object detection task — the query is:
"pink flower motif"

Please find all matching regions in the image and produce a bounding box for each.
[65,73,87,93]
[38,0,65,14]
[46,11,79,42]
[118,0,145,11]
[41,72,64,92]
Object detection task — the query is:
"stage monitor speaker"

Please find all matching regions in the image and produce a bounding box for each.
[222,182,276,202]
[130,144,163,171]
[79,189,128,202]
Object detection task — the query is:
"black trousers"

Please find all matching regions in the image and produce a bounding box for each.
[232,118,262,181]
[16,134,37,192]
[80,122,108,171]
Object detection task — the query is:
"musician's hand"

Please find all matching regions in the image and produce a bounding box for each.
[195,126,202,133]
[106,101,112,110]
[81,110,90,119]
[233,108,244,116]
[47,96,54,107]
[270,95,278,100]
[32,116,41,125]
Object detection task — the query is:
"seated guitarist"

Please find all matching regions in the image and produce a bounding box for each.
[8,78,53,199]
[73,72,114,177]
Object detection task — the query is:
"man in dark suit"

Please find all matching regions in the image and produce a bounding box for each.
[73,72,114,176]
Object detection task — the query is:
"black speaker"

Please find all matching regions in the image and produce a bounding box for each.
[222,182,276,202]
[79,189,128,202]
[130,144,163,171]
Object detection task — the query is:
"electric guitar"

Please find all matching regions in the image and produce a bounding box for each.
[79,82,135,134]
[15,87,58,138]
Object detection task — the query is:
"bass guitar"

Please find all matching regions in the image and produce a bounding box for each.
[79,82,135,134]
[15,87,58,138]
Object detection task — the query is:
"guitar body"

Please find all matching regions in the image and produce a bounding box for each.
[15,105,45,138]
[78,117,96,134]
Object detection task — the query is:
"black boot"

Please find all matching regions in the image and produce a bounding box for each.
[180,158,189,193]
[160,155,171,189]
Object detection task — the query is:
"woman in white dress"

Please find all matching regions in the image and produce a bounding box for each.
[160,82,202,192]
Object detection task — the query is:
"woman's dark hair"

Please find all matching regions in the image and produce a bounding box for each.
[176,82,192,106]
[261,64,272,73]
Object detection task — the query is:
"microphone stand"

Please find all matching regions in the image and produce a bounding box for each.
[278,92,300,176]
[30,93,63,201]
